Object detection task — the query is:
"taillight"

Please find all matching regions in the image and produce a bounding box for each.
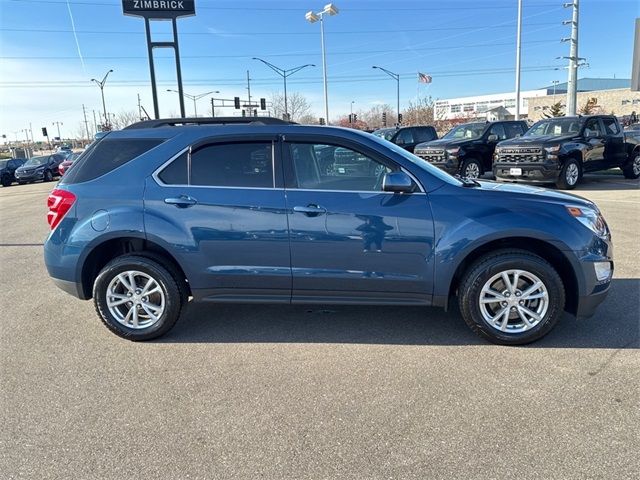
[47,189,76,230]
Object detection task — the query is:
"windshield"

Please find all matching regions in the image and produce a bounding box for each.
[23,156,48,167]
[373,129,395,141]
[524,118,581,137]
[442,123,486,140]
[365,132,463,187]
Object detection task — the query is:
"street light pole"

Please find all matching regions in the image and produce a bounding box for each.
[91,69,113,128]
[372,66,401,124]
[166,89,219,117]
[514,0,523,120]
[563,0,580,116]
[253,58,315,120]
[305,4,339,125]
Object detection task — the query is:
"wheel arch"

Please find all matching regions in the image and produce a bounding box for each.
[79,236,191,300]
[446,236,579,315]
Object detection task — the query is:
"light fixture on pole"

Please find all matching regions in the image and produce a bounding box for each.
[305,3,339,125]
[372,66,401,124]
[91,69,114,128]
[166,89,219,117]
[253,58,315,120]
[550,80,560,102]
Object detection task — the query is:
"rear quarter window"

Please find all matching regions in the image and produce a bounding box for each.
[61,138,164,184]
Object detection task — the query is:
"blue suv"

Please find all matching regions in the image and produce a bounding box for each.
[44,117,613,345]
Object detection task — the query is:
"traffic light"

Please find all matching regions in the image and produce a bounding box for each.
[234,97,241,109]
[348,114,353,124]
[260,98,266,110]
[382,112,387,126]
[319,117,325,125]
[42,127,48,137]
[398,113,403,124]
[253,109,258,117]
[353,113,357,122]
[241,109,246,117]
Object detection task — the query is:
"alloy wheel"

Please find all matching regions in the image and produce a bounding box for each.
[566,163,579,185]
[464,162,480,179]
[478,269,549,333]
[106,270,165,329]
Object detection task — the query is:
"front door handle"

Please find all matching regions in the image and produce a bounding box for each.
[164,195,197,208]
[293,204,327,216]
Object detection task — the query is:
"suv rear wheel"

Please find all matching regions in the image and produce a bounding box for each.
[621,152,640,179]
[93,255,184,340]
[458,249,565,345]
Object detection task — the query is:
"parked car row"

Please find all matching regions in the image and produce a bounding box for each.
[0,150,80,187]
[376,115,640,190]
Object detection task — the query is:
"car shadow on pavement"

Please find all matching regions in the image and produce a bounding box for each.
[157,279,639,349]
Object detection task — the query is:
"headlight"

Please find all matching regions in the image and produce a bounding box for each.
[566,205,609,238]
[544,145,561,154]
[446,147,460,156]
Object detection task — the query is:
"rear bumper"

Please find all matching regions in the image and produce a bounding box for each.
[493,162,560,183]
[50,276,86,299]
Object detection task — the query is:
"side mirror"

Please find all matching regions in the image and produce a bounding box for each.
[382,171,414,193]
[487,134,498,142]
[395,137,405,145]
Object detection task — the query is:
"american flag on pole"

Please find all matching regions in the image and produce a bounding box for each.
[418,72,432,84]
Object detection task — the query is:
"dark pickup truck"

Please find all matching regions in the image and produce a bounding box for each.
[493,115,640,189]
[413,120,528,179]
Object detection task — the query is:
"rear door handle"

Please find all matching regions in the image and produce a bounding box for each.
[293,204,327,216]
[164,195,197,208]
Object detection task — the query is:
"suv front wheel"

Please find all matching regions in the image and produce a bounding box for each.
[458,249,565,345]
[93,255,185,340]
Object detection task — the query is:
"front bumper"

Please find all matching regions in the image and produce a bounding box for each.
[493,161,561,183]
[15,170,45,182]
[572,236,614,318]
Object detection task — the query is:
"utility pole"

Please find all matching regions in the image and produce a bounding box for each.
[211,98,215,117]
[22,129,31,158]
[137,93,143,120]
[514,0,523,120]
[246,70,252,108]
[565,0,580,116]
[29,123,34,149]
[53,121,63,140]
[82,104,90,140]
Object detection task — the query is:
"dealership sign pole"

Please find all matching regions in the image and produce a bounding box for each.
[122,0,196,119]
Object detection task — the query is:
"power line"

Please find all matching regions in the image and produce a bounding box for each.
[1,0,561,11]
[0,66,563,89]
[0,39,559,60]
[0,22,560,36]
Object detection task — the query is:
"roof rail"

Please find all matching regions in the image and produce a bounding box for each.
[124,116,295,130]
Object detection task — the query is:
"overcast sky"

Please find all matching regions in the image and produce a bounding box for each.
[0,0,637,141]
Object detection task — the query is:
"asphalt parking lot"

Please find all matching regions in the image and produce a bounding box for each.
[1,174,638,479]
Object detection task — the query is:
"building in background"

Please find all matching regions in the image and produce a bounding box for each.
[434,78,633,122]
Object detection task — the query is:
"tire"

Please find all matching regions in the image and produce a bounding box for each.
[93,255,185,341]
[1,175,11,187]
[44,170,53,182]
[460,158,483,179]
[458,249,565,345]
[555,158,581,189]
[621,152,640,179]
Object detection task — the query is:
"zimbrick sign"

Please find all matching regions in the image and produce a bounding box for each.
[122,0,195,19]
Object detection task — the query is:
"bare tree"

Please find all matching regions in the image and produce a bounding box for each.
[270,91,312,121]
[359,103,395,129]
[111,110,142,130]
[297,114,320,125]
[403,96,435,126]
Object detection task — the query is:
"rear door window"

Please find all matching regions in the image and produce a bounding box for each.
[190,143,273,188]
[602,117,619,135]
[504,123,525,138]
[414,127,436,142]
